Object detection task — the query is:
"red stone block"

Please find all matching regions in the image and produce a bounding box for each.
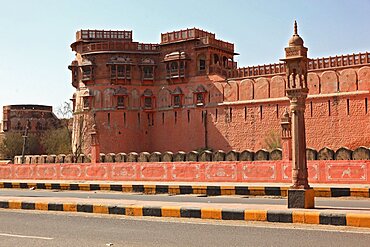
[205,163,237,182]
[242,163,277,181]
[171,163,201,181]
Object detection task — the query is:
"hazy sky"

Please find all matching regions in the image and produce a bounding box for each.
[0,0,369,119]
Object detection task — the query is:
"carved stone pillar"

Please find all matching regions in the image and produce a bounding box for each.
[280,109,292,161]
[90,123,100,164]
[281,21,314,208]
[287,88,309,188]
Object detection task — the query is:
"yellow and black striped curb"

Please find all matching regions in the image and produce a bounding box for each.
[0,182,369,198]
[1,199,370,228]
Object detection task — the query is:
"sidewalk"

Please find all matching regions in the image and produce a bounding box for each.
[1,194,370,228]
[0,180,369,198]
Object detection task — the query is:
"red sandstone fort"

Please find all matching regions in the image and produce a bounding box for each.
[68,26,370,155]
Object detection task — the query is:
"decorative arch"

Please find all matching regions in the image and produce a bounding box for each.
[358,66,370,91]
[223,81,239,102]
[158,87,171,109]
[307,72,320,95]
[143,89,153,97]
[239,79,254,100]
[130,89,140,109]
[208,82,224,103]
[103,88,114,108]
[254,78,270,99]
[320,70,338,94]
[270,76,285,98]
[93,90,102,108]
[339,69,357,92]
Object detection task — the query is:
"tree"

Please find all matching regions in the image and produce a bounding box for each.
[264,130,282,151]
[39,101,74,156]
[0,132,42,160]
[41,127,72,155]
[56,101,73,119]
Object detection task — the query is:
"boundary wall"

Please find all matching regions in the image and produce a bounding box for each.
[1,160,370,184]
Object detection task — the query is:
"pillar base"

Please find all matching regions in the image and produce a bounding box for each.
[288,188,315,209]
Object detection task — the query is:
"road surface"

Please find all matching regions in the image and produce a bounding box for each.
[0,209,370,247]
[0,189,369,209]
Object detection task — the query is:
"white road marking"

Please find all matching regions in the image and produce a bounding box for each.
[0,232,53,240]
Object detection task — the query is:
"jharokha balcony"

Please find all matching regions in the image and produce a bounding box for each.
[161,28,235,53]
[74,29,159,54]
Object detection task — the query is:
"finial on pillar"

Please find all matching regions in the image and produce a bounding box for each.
[294,20,298,35]
[288,20,304,47]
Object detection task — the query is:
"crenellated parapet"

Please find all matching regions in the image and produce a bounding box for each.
[13,146,370,164]
[236,52,370,78]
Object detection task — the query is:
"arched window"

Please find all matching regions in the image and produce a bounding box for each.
[170,62,178,72]
[172,87,183,108]
[108,56,132,84]
[143,66,153,79]
[140,58,155,81]
[83,97,90,109]
[82,66,92,81]
[198,54,206,71]
[213,54,219,65]
[114,87,128,109]
[194,85,207,106]
[81,89,94,110]
[117,65,125,78]
[117,96,125,107]
[164,51,188,80]
[223,56,228,68]
[142,89,154,110]
[144,97,152,108]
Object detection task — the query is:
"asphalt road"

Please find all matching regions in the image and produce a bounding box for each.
[0,189,370,209]
[0,209,370,247]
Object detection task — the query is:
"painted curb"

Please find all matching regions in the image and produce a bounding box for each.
[0,182,369,198]
[0,199,370,228]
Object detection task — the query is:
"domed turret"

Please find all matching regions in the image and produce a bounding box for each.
[288,21,304,47]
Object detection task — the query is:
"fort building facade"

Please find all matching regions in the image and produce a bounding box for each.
[1,105,60,134]
[69,25,370,154]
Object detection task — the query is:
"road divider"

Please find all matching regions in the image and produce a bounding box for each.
[1,199,370,228]
[0,181,369,198]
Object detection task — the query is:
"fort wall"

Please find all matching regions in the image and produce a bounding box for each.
[80,65,370,153]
